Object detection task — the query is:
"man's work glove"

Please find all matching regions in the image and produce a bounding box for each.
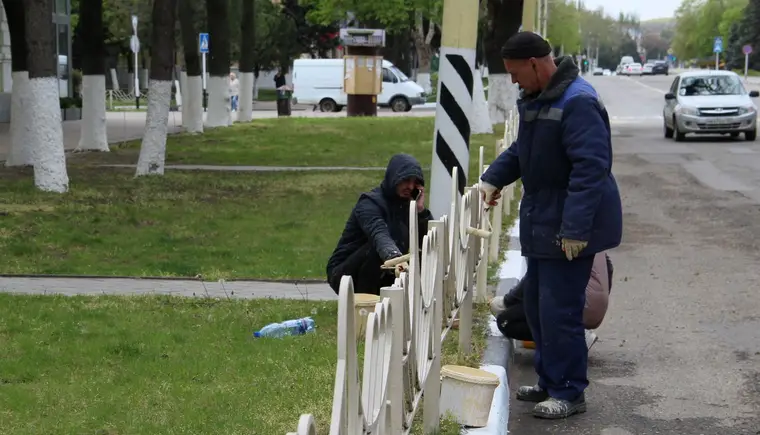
[479,181,500,207]
[561,238,588,261]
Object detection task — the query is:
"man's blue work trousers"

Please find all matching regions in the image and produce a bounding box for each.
[523,255,594,402]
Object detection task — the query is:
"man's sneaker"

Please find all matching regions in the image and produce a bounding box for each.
[516,384,549,402]
[585,330,598,350]
[533,395,587,419]
[489,296,506,316]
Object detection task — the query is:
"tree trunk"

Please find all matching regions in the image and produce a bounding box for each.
[135,0,178,176]
[179,0,203,133]
[205,0,231,127]
[76,0,109,152]
[413,12,436,94]
[23,0,68,192]
[2,0,32,167]
[237,0,255,123]
[484,0,522,125]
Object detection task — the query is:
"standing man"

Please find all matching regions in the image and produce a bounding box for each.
[479,32,622,419]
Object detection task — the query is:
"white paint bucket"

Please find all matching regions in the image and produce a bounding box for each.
[440,365,500,428]
[353,294,380,340]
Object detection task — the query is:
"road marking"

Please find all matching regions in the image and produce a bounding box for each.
[622,76,667,94]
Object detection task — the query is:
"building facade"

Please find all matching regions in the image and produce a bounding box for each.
[0,0,72,122]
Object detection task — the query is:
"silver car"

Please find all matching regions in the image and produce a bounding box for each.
[663,70,759,141]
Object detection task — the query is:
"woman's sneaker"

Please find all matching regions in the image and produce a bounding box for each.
[533,394,587,419]
[516,384,549,402]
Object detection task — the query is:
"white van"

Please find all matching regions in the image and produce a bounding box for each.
[292,58,427,112]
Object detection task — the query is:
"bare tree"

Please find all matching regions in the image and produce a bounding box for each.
[2,0,32,166]
[483,0,523,125]
[23,0,69,192]
[135,0,179,176]
[76,0,109,152]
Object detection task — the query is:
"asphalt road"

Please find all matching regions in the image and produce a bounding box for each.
[506,73,760,435]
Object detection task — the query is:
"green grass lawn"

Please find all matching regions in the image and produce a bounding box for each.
[0,293,489,435]
[72,117,503,178]
[2,118,504,279]
[0,294,340,434]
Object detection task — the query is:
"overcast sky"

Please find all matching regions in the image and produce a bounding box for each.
[580,0,682,21]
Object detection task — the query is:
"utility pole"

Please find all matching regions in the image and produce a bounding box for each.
[523,0,537,32]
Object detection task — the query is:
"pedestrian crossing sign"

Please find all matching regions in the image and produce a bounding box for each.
[199,33,209,53]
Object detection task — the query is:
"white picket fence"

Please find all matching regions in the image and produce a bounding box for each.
[287,112,520,435]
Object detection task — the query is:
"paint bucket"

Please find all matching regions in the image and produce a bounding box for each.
[440,365,500,428]
[354,294,380,340]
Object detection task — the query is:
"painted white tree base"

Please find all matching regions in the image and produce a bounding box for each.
[28,77,69,193]
[77,74,109,152]
[417,72,433,95]
[6,71,33,166]
[179,71,188,126]
[136,80,172,176]
[185,75,204,134]
[487,74,518,126]
[237,71,254,123]
[205,75,231,128]
[471,68,493,134]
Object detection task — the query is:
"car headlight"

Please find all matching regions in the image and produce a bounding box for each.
[677,105,699,116]
[738,106,756,115]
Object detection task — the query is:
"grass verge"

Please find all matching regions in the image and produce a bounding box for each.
[70,117,502,179]
[0,294,339,435]
[0,296,490,435]
[0,167,381,279]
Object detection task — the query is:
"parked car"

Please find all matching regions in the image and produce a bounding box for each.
[642,63,654,75]
[593,67,603,76]
[651,61,669,75]
[624,63,643,76]
[603,69,612,76]
[663,70,758,141]
[292,58,426,112]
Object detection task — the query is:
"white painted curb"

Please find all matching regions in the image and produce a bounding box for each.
[461,364,509,435]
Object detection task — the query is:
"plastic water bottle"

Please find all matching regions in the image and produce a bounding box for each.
[253,317,316,338]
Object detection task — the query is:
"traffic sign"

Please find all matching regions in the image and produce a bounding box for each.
[743,44,753,55]
[131,15,138,32]
[199,33,209,53]
[714,36,723,54]
[129,35,140,54]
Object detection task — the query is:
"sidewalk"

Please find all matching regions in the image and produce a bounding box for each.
[0,276,337,300]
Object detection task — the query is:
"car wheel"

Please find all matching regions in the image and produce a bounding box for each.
[746,129,757,141]
[319,98,337,112]
[673,116,686,141]
[664,119,674,138]
[390,97,410,112]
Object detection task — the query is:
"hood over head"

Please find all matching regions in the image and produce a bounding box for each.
[381,153,425,199]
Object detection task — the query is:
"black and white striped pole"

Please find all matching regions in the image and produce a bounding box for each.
[429,0,480,218]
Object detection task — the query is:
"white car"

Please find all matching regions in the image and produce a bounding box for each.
[642,63,654,75]
[663,70,759,141]
[603,69,612,76]
[593,67,603,76]
[624,63,643,76]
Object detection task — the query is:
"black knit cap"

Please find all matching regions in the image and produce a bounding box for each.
[501,31,552,60]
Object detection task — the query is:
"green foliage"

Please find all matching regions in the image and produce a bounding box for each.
[673,0,750,61]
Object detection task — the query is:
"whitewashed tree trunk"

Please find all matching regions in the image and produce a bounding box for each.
[28,77,69,192]
[487,73,517,125]
[77,75,109,152]
[185,75,204,133]
[253,74,259,99]
[179,70,188,125]
[6,71,33,166]
[205,75,231,127]
[109,68,119,90]
[237,71,254,122]
[136,80,172,176]
[470,68,493,134]
[413,12,436,95]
